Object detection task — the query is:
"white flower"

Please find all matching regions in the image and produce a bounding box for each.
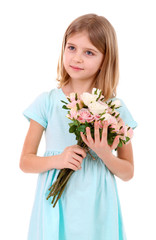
[88,101,108,115]
[112,99,121,108]
[80,92,97,106]
[101,113,112,120]
[92,88,101,96]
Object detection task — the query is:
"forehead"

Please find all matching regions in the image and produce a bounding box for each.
[66,31,95,47]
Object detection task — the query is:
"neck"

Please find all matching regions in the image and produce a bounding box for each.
[67,79,95,95]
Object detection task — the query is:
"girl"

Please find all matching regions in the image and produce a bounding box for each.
[20,13,138,240]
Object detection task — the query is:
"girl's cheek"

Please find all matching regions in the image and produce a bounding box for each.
[63,55,67,67]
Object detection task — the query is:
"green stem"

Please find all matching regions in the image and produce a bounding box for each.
[51,170,68,194]
[51,170,74,196]
[86,149,96,160]
[52,171,73,208]
[47,169,67,200]
[47,169,72,200]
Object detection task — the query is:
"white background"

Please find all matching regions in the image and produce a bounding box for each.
[0,0,155,239]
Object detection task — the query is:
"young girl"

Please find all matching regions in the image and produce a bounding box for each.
[20,13,137,240]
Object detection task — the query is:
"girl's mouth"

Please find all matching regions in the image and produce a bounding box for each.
[70,65,84,70]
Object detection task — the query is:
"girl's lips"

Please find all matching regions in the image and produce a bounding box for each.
[70,65,84,70]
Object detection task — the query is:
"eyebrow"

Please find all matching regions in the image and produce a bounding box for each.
[66,42,99,53]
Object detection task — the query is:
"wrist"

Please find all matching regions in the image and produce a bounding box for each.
[50,154,61,169]
[98,150,113,163]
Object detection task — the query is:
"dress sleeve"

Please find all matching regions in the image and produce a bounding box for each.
[23,92,49,129]
[117,98,138,130]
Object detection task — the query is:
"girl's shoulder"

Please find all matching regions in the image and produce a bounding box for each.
[23,87,59,128]
[45,87,63,99]
[37,87,60,103]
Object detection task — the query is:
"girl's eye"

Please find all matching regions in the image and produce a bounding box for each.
[86,51,94,56]
[68,46,75,51]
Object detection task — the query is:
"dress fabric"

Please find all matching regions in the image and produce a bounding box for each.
[23,87,138,240]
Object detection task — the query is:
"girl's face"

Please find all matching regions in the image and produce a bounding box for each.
[63,31,104,83]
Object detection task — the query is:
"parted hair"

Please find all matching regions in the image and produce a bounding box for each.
[56,13,119,101]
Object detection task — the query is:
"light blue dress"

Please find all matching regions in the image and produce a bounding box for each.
[23,87,138,240]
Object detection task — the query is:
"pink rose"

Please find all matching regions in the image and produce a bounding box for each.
[67,92,80,102]
[77,108,94,123]
[107,115,118,125]
[67,99,83,110]
[70,109,78,119]
[66,108,78,120]
[93,115,104,128]
[94,114,101,121]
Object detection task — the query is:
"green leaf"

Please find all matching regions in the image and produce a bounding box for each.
[61,100,68,104]
[67,97,71,102]
[84,121,90,127]
[96,90,102,101]
[107,138,114,145]
[69,125,77,133]
[115,113,120,118]
[76,103,80,110]
[118,139,123,147]
[126,136,130,142]
[75,93,78,101]
[77,125,86,132]
[62,105,69,110]
[83,104,88,108]
[68,122,76,127]
[109,127,115,132]
[107,100,112,106]
[99,111,106,116]
[95,88,98,94]
[73,120,79,126]
[100,117,105,121]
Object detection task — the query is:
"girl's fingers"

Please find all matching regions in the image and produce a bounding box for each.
[110,136,120,150]
[94,121,100,143]
[80,131,89,146]
[86,127,94,144]
[74,146,87,158]
[101,121,108,143]
[80,131,85,141]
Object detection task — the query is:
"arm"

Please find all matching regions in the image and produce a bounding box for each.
[100,140,134,181]
[19,119,60,173]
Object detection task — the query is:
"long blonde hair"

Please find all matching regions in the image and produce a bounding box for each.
[56,13,119,101]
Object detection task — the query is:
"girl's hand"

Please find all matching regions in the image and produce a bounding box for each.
[80,121,120,160]
[57,145,86,171]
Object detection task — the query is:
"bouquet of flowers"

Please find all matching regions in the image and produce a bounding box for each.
[46,88,133,207]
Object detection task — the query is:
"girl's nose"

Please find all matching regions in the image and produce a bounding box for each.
[72,52,83,63]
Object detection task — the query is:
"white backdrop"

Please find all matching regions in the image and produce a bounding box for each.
[0,0,155,239]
